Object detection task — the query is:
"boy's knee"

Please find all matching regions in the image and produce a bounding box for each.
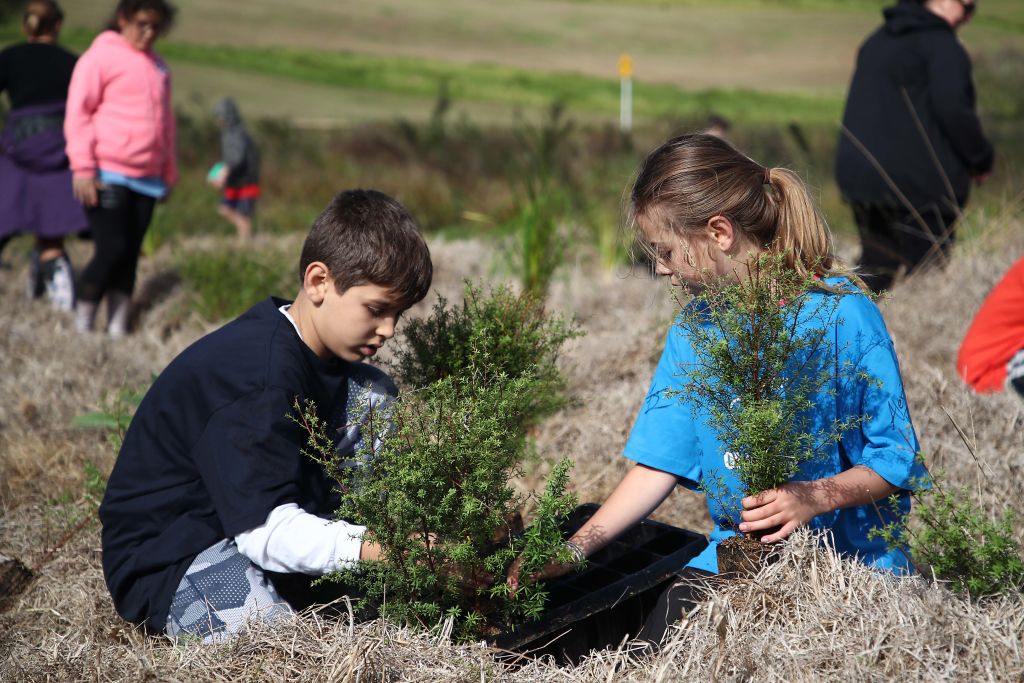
[165,539,293,644]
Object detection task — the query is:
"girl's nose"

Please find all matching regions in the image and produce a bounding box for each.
[655,261,674,277]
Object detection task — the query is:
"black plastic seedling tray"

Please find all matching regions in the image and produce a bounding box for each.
[491,503,707,664]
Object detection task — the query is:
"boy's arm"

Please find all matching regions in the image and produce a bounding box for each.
[234,502,367,574]
[737,466,898,544]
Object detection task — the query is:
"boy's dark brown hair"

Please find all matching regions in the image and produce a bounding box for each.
[300,189,433,309]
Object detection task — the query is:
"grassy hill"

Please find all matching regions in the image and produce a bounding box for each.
[7,0,1020,125]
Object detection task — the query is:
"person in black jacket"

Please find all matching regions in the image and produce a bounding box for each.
[835,0,993,293]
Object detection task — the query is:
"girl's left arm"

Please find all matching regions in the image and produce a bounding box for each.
[737,466,897,543]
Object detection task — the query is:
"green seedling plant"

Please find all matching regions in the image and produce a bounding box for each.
[669,253,866,527]
[72,384,146,451]
[870,404,1024,600]
[871,467,1024,599]
[37,387,143,570]
[297,282,584,641]
[504,103,579,298]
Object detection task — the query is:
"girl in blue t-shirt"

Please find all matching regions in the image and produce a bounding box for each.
[507,133,926,645]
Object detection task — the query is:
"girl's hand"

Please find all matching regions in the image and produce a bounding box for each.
[738,480,824,544]
[73,177,102,207]
[738,467,898,544]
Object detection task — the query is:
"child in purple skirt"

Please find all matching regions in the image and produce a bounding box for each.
[0,0,88,311]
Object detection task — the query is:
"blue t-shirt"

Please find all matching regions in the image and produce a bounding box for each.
[624,279,926,574]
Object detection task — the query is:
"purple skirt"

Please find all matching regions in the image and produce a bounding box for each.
[0,101,88,239]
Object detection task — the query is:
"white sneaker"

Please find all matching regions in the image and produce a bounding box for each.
[44,256,76,312]
[106,291,132,338]
[75,300,99,333]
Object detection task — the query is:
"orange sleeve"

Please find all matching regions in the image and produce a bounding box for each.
[957,258,1024,392]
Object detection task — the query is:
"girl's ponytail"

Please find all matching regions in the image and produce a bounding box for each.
[767,167,865,289]
[765,167,834,279]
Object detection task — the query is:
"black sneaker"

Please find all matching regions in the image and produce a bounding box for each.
[27,249,44,299]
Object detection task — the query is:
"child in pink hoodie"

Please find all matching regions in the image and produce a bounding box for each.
[65,0,177,337]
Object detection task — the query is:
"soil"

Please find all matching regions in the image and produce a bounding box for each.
[716,535,782,577]
[0,556,34,613]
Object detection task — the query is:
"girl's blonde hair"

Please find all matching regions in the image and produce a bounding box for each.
[23,0,63,38]
[629,134,860,287]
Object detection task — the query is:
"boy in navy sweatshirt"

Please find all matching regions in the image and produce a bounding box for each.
[99,189,432,642]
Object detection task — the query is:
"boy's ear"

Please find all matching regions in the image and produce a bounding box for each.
[706,215,737,252]
[302,261,331,305]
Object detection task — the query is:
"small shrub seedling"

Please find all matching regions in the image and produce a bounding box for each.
[871,463,1024,599]
[297,283,584,640]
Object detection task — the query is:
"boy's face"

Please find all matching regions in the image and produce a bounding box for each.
[312,281,405,362]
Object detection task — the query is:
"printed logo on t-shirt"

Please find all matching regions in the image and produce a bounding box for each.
[724,451,738,470]
[888,397,910,429]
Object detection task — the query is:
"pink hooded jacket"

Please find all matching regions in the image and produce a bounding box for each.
[64,31,177,187]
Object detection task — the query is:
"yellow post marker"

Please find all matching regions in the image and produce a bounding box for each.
[618,53,633,79]
[619,53,633,133]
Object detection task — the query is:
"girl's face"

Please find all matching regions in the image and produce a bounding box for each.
[639,212,762,293]
[640,218,721,294]
[118,9,162,51]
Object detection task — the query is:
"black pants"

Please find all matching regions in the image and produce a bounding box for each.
[634,566,716,648]
[78,185,156,304]
[851,202,959,294]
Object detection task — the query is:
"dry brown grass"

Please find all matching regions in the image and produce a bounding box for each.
[2,217,1023,681]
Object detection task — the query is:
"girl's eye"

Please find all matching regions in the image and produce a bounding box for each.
[367,307,384,317]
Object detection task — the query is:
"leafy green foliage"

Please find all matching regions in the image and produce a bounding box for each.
[670,253,862,503]
[503,104,579,298]
[388,281,581,427]
[298,285,582,640]
[871,469,1024,599]
[73,385,146,452]
[488,458,583,622]
[176,248,295,322]
[56,385,147,541]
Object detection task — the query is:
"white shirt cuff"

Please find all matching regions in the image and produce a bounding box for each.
[235,502,365,574]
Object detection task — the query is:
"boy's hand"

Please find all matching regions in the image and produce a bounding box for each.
[505,554,573,596]
[738,481,824,544]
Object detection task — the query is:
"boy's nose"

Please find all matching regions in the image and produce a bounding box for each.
[377,317,397,339]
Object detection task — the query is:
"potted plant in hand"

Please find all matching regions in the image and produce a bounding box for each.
[670,253,867,575]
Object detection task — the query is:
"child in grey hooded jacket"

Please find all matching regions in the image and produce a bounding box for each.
[211,97,260,241]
